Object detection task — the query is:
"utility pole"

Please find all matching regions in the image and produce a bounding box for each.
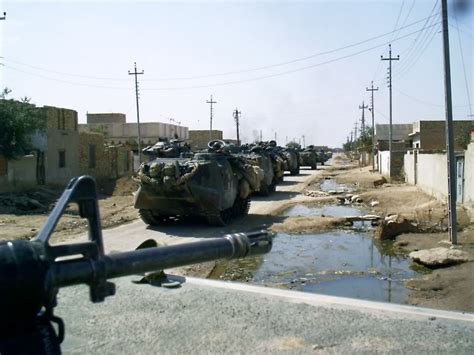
[233,108,241,145]
[367,81,379,172]
[359,101,368,134]
[128,62,144,164]
[260,130,263,142]
[441,0,457,244]
[206,95,217,140]
[381,44,400,176]
[302,135,306,148]
[354,121,358,142]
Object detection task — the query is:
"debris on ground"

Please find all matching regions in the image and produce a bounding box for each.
[409,247,471,268]
[374,215,419,240]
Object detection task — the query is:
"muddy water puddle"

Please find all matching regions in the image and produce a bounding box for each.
[209,231,421,304]
[284,204,365,218]
[319,178,354,193]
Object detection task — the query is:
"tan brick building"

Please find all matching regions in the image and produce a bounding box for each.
[408,120,474,151]
[188,130,223,150]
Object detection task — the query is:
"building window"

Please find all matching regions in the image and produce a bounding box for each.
[88,144,96,169]
[58,150,66,168]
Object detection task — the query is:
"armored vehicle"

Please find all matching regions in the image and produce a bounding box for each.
[142,139,192,159]
[282,147,300,175]
[239,144,277,196]
[134,140,262,226]
[299,146,318,169]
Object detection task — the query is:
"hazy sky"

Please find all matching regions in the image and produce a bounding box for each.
[1,0,472,147]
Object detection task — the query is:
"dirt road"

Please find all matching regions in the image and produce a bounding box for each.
[2,155,473,312]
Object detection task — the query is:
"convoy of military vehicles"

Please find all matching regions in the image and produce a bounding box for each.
[135,139,331,226]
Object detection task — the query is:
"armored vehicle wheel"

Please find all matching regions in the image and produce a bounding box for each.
[206,213,226,226]
[259,182,271,196]
[290,167,300,175]
[139,209,164,226]
[234,196,250,216]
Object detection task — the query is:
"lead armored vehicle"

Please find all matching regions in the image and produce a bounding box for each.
[134,140,262,226]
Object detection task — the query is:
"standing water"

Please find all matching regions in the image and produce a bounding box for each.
[209,231,421,304]
[210,178,422,304]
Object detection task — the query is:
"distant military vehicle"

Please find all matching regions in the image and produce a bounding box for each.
[142,139,192,159]
[299,146,318,170]
[282,147,300,175]
[238,144,277,196]
[135,140,262,226]
[317,149,332,165]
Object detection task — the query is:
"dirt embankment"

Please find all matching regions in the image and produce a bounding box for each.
[0,176,139,243]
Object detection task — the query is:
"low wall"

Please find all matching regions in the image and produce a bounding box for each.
[464,143,474,205]
[404,151,415,185]
[416,153,448,200]
[0,154,38,193]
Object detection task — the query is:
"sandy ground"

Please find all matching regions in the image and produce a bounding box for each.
[1,155,473,312]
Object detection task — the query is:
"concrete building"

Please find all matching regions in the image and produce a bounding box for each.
[79,132,133,182]
[79,113,189,147]
[31,106,81,186]
[408,120,473,150]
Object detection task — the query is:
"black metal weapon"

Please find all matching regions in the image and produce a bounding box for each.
[0,175,272,354]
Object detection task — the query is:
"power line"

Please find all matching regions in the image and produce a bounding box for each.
[2,21,439,92]
[1,15,437,83]
[454,11,473,117]
[390,0,406,42]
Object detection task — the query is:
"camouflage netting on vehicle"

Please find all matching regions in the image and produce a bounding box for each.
[138,157,264,197]
[138,160,201,189]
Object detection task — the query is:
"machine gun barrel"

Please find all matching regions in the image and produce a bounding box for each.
[53,230,271,287]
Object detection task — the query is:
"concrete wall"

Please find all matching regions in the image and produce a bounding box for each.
[378,151,391,177]
[375,124,413,142]
[79,122,189,146]
[378,151,405,178]
[0,154,37,192]
[404,151,415,185]
[463,142,474,205]
[403,152,448,200]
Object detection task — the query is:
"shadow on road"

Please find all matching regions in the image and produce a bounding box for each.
[146,213,286,239]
